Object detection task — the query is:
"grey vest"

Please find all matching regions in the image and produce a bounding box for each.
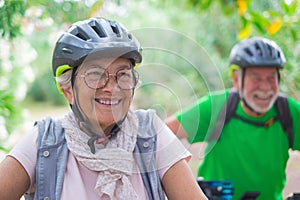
[24,110,165,200]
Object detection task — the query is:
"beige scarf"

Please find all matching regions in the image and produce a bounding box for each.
[62,110,138,200]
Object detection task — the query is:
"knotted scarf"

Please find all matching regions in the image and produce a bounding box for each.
[62,110,139,199]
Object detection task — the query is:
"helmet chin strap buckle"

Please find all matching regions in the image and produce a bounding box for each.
[86,123,121,154]
[87,134,111,154]
[95,133,112,144]
[87,135,98,154]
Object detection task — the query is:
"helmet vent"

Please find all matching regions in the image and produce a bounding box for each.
[266,44,273,57]
[110,23,121,37]
[277,51,281,58]
[244,48,253,57]
[62,47,72,54]
[254,43,263,56]
[76,32,89,41]
[91,25,106,38]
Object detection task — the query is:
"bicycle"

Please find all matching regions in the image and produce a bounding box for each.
[198,177,300,200]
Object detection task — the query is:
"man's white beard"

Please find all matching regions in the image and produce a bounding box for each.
[244,90,278,114]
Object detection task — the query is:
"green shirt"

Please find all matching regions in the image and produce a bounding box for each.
[176,89,300,200]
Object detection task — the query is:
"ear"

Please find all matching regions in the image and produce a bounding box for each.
[61,87,74,104]
[232,71,240,90]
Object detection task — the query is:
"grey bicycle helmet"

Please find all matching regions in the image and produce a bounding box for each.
[52,17,142,76]
[229,37,286,69]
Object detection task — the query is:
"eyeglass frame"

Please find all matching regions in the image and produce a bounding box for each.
[78,66,139,90]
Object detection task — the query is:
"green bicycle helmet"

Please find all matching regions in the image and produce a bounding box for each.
[52,17,142,77]
[229,37,286,69]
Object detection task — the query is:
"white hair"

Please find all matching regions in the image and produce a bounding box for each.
[55,69,72,90]
[234,68,242,77]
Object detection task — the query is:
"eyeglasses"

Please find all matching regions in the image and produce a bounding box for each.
[79,66,139,90]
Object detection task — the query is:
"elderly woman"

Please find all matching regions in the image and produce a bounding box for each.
[0,17,207,200]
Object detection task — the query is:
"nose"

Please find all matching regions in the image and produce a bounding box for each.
[258,79,272,90]
[101,74,119,91]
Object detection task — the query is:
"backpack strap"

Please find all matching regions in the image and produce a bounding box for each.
[209,89,294,148]
[275,95,294,148]
[209,88,240,141]
[34,117,68,200]
[223,89,278,127]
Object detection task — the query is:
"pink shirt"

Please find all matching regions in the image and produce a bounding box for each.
[9,120,191,199]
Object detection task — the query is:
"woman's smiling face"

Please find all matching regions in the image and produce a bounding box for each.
[71,57,136,132]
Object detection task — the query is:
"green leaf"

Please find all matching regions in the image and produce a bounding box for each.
[290,28,297,41]
[0,0,27,39]
[281,0,298,15]
[0,145,8,153]
[190,0,213,9]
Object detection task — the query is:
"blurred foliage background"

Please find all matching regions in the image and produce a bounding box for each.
[1,0,300,151]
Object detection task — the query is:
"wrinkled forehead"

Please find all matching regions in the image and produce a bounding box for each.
[245,66,278,76]
[78,56,133,72]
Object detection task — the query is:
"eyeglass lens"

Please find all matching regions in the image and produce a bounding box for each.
[82,67,138,90]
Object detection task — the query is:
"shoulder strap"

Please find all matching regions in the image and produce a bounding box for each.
[275,95,294,148]
[209,90,294,148]
[209,88,239,141]
[35,117,68,200]
[133,109,165,200]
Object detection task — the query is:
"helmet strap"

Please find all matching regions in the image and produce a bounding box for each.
[70,98,107,153]
[240,68,263,116]
[69,75,131,154]
[70,66,78,88]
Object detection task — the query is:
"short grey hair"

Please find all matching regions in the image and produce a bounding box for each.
[55,69,72,90]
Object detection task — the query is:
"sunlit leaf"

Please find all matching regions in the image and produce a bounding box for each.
[267,19,282,35]
[238,23,251,40]
[88,0,104,17]
[237,0,247,16]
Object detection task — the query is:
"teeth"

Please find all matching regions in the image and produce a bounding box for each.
[256,95,271,99]
[98,99,119,105]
